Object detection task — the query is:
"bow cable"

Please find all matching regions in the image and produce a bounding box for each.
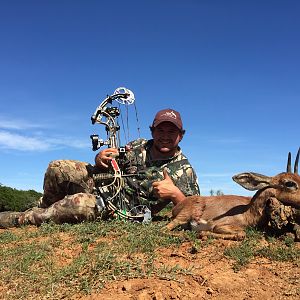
[90,87,150,222]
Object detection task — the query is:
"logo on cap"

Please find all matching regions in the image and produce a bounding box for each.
[160,111,177,120]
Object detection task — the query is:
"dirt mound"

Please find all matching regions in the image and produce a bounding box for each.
[79,240,299,300]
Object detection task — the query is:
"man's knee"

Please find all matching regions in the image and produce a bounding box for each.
[42,160,95,206]
[46,160,87,182]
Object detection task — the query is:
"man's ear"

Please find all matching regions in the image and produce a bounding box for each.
[179,129,185,141]
[232,172,272,191]
[149,126,154,137]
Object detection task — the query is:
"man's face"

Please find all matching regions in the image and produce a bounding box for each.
[151,122,183,154]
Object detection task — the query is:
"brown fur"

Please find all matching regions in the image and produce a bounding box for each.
[166,172,300,240]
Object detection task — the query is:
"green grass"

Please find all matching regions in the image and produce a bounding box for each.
[224,227,300,271]
[0,222,299,299]
[0,220,191,299]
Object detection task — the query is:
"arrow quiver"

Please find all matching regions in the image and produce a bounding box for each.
[90,87,151,223]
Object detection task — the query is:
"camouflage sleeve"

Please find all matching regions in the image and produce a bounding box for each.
[173,165,200,196]
[167,159,200,196]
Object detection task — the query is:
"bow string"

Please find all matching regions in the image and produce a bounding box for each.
[90,87,151,222]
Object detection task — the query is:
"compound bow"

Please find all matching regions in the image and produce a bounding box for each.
[90,87,151,222]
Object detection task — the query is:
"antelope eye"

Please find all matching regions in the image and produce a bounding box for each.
[283,180,298,190]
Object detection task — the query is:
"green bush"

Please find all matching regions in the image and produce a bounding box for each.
[0,184,42,212]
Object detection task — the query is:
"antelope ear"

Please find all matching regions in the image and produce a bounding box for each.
[232,172,272,191]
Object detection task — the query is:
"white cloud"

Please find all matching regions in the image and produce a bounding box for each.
[0,118,43,130]
[0,130,51,151]
[0,115,90,151]
[0,130,89,151]
[47,136,89,149]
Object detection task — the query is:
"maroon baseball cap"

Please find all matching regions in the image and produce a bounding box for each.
[152,108,183,130]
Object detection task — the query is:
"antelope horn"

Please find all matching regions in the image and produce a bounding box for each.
[294,147,300,174]
[287,152,292,173]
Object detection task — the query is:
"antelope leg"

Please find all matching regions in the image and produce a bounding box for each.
[198,224,246,240]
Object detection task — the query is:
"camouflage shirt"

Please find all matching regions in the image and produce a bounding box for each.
[95,138,200,212]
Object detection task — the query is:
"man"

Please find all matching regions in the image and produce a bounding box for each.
[0,108,200,228]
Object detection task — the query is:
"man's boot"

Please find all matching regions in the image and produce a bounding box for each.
[0,212,22,228]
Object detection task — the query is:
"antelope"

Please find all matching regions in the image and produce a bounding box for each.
[166,149,300,240]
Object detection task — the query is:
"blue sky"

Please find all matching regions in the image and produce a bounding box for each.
[0,0,299,196]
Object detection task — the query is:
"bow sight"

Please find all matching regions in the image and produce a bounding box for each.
[90,87,151,223]
[90,87,134,150]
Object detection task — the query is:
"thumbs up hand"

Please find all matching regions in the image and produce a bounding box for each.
[152,168,177,200]
[151,168,187,214]
[162,168,173,182]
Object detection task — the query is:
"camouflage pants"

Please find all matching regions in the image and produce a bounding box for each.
[18,160,97,226]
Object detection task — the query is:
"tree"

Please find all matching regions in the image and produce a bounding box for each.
[209,189,224,196]
[0,185,42,212]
